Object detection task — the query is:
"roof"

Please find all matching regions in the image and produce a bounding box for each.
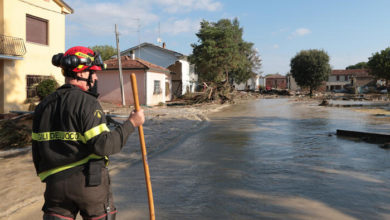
[266,74,286,79]
[331,69,369,77]
[54,0,74,14]
[121,42,185,58]
[104,56,170,74]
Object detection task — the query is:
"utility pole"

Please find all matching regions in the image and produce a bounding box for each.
[136,18,141,58]
[115,24,126,106]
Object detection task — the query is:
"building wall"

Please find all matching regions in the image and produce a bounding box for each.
[146,71,167,106]
[286,74,300,90]
[234,76,260,91]
[168,61,182,81]
[0,60,3,112]
[179,60,194,94]
[97,70,146,106]
[1,0,68,113]
[0,0,4,35]
[165,73,172,102]
[326,75,350,90]
[328,75,350,83]
[266,77,287,89]
[258,77,265,88]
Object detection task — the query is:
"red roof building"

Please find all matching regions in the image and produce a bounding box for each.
[265,74,287,90]
[97,56,172,106]
[326,69,374,91]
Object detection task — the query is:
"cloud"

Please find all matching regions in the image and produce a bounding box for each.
[66,0,159,38]
[273,44,279,49]
[289,28,311,39]
[161,18,201,35]
[152,0,222,13]
[65,0,217,42]
[294,28,311,36]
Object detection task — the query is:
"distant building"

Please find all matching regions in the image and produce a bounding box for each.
[99,56,172,106]
[0,0,73,113]
[265,74,287,90]
[326,69,374,91]
[286,73,300,91]
[120,42,197,97]
[234,75,264,91]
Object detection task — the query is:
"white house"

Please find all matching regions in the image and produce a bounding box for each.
[234,75,264,91]
[326,69,374,91]
[121,42,197,97]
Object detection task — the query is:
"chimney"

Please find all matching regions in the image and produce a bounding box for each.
[130,50,135,60]
[162,42,166,49]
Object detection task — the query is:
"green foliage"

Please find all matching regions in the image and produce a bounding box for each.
[290,49,331,97]
[190,18,261,84]
[89,45,117,61]
[230,45,262,84]
[36,78,59,100]
[367,47,390,81]
[346,62,368,70]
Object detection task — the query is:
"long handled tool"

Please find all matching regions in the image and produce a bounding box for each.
[130,73,155,220]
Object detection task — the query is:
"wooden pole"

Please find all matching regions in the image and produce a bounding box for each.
[130,73,155,220]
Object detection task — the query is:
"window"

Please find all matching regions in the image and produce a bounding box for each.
[336,75,340,81]
[26,14,48,45]
[26,75,51,98]
[344,75,348,81]
[153,80,161,94]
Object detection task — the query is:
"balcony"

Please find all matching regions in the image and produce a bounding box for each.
[0,34,26,59]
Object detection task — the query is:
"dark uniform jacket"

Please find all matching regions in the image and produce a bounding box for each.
[32,84,134,182]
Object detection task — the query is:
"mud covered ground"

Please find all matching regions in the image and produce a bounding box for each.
[0,102,231,220]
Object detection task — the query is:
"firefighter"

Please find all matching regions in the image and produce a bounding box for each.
[32,46,145,220]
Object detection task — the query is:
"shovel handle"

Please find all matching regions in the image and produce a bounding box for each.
[130,73,155,220]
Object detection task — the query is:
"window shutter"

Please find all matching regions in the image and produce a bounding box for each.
[26,15,48,45]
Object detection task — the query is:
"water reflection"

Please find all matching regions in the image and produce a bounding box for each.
[114,98,390,220]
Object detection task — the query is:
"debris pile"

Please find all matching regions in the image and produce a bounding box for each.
[0,114,32,150]
[185,82,235,104]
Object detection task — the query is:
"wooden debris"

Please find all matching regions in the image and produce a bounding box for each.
[336,129,390,147]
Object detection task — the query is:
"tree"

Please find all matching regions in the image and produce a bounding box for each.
[230,45,262,84]
[190,18,258,84]
[346,62,368,70]
[367,47,390,83]
[89,45,116,61]
[290,49,331,97]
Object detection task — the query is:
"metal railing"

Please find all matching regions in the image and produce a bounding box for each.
[0,34,26,56]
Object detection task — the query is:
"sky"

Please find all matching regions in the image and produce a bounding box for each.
[65,0,390,75]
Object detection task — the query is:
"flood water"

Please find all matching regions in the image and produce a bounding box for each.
[113,99,390,220]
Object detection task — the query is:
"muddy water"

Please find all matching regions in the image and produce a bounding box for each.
[113,99,390,220]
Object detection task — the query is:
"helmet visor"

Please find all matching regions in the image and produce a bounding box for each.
[77,51,106,70]
[91,52,107,70]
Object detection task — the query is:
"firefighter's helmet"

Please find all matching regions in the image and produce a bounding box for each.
[52,46,106,73]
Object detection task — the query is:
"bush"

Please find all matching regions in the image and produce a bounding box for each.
[36,78,59,100]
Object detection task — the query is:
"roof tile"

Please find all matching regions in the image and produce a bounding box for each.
[331,69,369,76]
[104,56,170,73]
